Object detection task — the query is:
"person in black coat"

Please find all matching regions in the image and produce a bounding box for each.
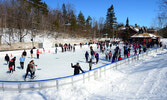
[22,50,27,57]
[5,54,10,64]
[71,63,84,75]
[12,57,16,71]
[85,51,89,62]
[30,49,33,58]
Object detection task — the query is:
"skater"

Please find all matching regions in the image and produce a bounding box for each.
[31,61,37,79]
[85,51,89,62]
[134,49,137,55]
[8,59,14,73]
[12,57,16,71]
[61,46,64,52]
[22,50,27,57]
[110,43,112,49]
[139,45,142,54]
[90,47,95,60]
[71,63,84,75]
[4,54,10,64]
[143,45,147,52]
[19,55,25,69]
[105,50,109,60]
[43,48,45,53]
[95,52,99,64]
[24,60,36,80]
[36,49,39,59]
[88,59,93,70]
[55,47,58,54]
[127,52,130,58]
[73,46,75,52]
[112,53,116,63]
[124,46,128,58]
[108,51,112,61]
[30,49,33,58]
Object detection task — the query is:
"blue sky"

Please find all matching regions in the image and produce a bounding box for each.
[42,0,159,27]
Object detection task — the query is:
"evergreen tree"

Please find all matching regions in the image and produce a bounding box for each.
[86,16,92,29]
[126,17,129,27]
[70,11,77,31]
[123,18,130,41]
[77,11,85,29]
[105,5,117,38]
[62,3,67,22]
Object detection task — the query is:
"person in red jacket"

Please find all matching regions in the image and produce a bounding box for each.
[8,59,14,73]
[36,49,39,59]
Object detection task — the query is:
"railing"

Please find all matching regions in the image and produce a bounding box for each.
[0,47,163,92]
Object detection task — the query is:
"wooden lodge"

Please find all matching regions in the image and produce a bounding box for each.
[130,33,161,43]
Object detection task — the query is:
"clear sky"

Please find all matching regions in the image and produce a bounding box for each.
[42,0,159,27]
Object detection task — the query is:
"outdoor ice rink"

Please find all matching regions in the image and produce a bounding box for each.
[0,44,121,81]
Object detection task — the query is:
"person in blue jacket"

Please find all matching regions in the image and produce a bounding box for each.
[85,51,89,62]
[19,55,25,69]
[95,52,99,64]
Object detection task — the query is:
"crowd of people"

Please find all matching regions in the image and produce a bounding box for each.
[4,49,38,81]
[3,40,163,79]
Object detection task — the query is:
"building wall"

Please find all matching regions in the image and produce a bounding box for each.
[0,42,38,51]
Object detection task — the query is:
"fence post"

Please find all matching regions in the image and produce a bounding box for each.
[99,68,101,78]
[115,62,118,70]
[2,83,4,91]
[56,80,59,90]
[71,77,73,86]
[38,82,42,91]
[104,67,106,76]
[88,72,90,81]
[18,83,21,93]
[83,73,85,83]
[94,70,98,80]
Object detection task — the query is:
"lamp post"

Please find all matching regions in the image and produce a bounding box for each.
[31,28,36,48]
[9,28,12,46]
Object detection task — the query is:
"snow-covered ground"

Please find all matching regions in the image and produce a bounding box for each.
[0,46,167,99]
[0,39,167,100]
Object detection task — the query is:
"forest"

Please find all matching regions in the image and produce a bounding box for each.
[0,0,167,42]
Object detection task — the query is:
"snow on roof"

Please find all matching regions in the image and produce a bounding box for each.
[131,33,161,38]
[118,26,126,31]
[134,27,139,32]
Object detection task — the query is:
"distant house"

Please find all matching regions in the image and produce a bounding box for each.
[117,25,161,43]
[130,33,161,43]
[117,26,140,38]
